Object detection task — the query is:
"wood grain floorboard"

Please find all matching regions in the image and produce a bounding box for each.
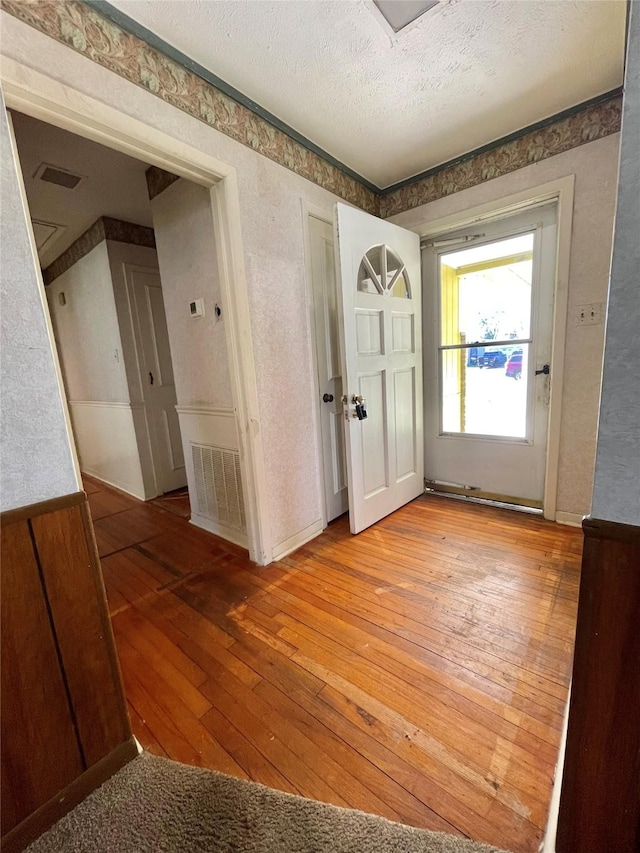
[83,475,582,853]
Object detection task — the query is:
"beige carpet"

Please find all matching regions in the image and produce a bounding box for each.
[26,753,512,853]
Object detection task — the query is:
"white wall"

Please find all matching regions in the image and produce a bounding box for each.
[46,239,160,500]
[1,13,339,557]
[150,179,233,409]
[151,179,245,544]
[47,242,129,402]
[592,6,640,526]
[388,135,620,519]
[0,96,79,510]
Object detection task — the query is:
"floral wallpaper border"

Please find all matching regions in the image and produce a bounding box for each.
[379,96,623,218]
[43,215,156,284]
[2,1,622,219]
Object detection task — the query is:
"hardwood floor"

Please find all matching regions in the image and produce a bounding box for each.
[86,475,582,853]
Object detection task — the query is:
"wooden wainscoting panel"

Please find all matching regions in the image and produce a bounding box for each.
[556,518,640,853]
[1,739,139,853]
[31,502,130,768]
[0,521,84,835]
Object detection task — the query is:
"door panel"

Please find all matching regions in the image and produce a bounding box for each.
[335,203,423,534]
[309,216,348,522]
[128,266,186,494]
[423,204,557,504]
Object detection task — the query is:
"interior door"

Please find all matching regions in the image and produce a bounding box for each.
[335,203,423,534]
[309,216,348,522]
[423,203,558,505]
[128,266,186,494]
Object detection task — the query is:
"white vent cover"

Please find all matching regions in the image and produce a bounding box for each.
[191,443,246,532]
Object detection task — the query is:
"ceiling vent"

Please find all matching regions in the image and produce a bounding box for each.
[373,0,439,33]
[34,163,85,190]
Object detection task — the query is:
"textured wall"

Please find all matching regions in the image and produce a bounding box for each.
[592,6,640,526]
[150,179,233,409]
[0,96,79,510]
[389,134,620,519]
[47,241,129,404]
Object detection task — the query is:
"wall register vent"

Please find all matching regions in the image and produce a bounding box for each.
[191,443,246,532]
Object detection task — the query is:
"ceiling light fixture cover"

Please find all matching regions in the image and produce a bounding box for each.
[373,0,439,32]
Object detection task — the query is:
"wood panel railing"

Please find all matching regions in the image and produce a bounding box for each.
[556,517,640,853]
[1,492,137,853]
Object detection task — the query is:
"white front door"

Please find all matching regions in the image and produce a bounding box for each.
[309,216,349,523]
[335,203,423,534]
[423,203,558,505]
[127,266,186,494]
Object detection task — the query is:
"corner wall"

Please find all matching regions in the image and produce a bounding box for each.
[0,96,79,511]
[150,179,244,545]
[46,237,161,500]
[387,134,620,519]
[591,8,640,526]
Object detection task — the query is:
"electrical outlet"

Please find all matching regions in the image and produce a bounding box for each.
[575,302,604,326]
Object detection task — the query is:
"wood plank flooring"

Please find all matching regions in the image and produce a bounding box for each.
[86,475,582,853]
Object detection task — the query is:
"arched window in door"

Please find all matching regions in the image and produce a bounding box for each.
[357,245,411,298]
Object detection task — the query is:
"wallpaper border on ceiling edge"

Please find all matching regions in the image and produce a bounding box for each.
[43,216,155,285]
[379,95,623,217]
[1,0,622,219]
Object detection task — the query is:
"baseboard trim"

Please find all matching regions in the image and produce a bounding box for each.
[555,511,583,528]
[541,686,572,853]
[189,512,248,550]
[79,468,153,501]
[1,738,138,853]
[272,519,324,562]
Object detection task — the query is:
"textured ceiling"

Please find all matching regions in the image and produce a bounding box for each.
[12,112,152,267]
[107,0,626,188]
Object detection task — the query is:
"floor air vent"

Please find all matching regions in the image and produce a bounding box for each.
[191,443,246,532]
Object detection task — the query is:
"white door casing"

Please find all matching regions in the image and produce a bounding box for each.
[423,203,558,503]
[127,265,187,493]
[335,203,424,534]
[309,216,349,523]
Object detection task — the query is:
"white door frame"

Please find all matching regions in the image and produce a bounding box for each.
[416,176,575,521]
[1,58,271,564]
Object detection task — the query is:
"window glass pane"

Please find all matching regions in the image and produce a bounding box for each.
[439,234,534,347]
[386,248,410,298]
[358,246,384,294]
[441,344,529,438]
[358,260,381,294]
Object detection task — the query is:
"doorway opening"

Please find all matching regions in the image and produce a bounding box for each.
[10,110,248,550]
[423,203,558,510]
